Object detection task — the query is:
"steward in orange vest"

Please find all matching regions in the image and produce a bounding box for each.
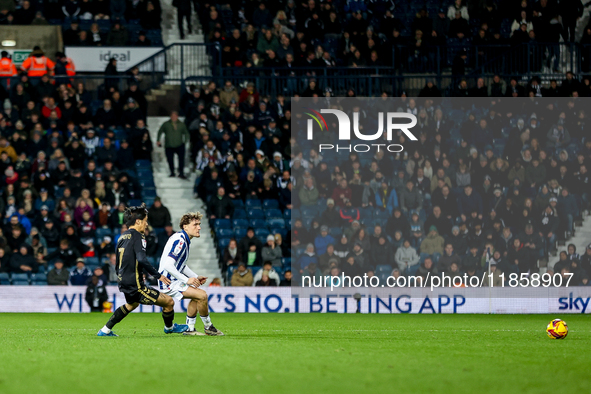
[0,51,17,78]
[20,46,55,77]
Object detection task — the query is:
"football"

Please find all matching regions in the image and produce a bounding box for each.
[546,319,569,339]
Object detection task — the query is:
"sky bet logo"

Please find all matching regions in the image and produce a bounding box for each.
[558,293,590,313]
[305,108,418,153]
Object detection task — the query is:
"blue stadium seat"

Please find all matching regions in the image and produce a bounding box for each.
[357,207,371,221]
[281,257,291,268]
[250,219,267,228]
[283,210,291,219]
[267,218,285,228]
[218,238,231,250]
[233,228,247,239]
[227,265,236,282]
[264,209,283,219]
[85,257,100,267]
[11,273,30,285]
[32,273,47,284]
[257,236,269,244]
[135,160,152,169]
[232,199,244,209]
[262,199,279,209]
[145,197,156,207]
[251,266,262,278]
[247,209,264,219]
[255,228,270,238]
[136,169,153,177]
[301,207,319,218]
[139,179,156,188]
[245,199,262,208]
[143,188,157,198]
[232,218,249,228]
[216,228,234,238]
[214,219,232,229]
[96,228,112,239]
[330,227,342,237]
[129,199,142,207]
[284,218,291,228]
[0,272,10,284]
[290,209,299,219]
[272,228,288,239]
[232,209,247,219]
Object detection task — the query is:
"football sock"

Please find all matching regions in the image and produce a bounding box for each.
[105,305,130,330]
[186,314,197,331]
[200,314,212,328]
[162,310,175,329]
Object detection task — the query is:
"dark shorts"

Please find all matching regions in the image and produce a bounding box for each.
[123,286,161,305]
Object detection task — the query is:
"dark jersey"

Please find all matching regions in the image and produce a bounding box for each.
[115,228,160,293]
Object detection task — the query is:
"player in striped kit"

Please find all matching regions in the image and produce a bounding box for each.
[158,212,224,336]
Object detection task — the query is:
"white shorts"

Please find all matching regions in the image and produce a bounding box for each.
[160,280,190,301]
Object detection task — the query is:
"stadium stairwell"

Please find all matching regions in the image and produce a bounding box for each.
[159,0,212,84]
[553,212,591,273]
[148,117,222,284]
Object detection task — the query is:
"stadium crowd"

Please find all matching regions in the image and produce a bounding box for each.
[0,46,168,289]
[0,0,163,47]
[192,0,591,75]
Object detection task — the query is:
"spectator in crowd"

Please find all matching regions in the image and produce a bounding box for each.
[395,239,420,274]
[10,245,38,273]
[157,111,190,179]
[261,235,283,267]
[252,261,280,286]
[47,259,69,285]
[208,187,234,219]
[231,262,253,286]
[69,257,92,285]
[148,197,171,230]
[85,272,108,311]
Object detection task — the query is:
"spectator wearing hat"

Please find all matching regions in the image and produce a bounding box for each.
[320,198,341,228]
[297,243,318,273]
[69,257,92,285]
[34,188,55,213]
[261,234,283,267]
[47,259,69,285]
[231,262,254,286]
[314,225,335,256]
[34,204,52,229]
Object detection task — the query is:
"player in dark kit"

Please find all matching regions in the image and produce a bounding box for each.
[97,203,188,336]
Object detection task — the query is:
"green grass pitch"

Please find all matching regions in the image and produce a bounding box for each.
[1,313,589,394]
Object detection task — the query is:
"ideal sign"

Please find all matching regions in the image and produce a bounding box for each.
[64,46,164,72]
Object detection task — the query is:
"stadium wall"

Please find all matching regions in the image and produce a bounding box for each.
[0,26,62,58]
[1,288,590,314]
